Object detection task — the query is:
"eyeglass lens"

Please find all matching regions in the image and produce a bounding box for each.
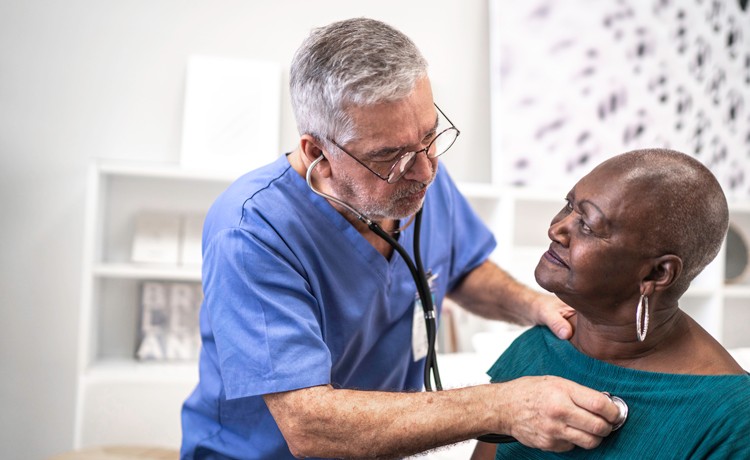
[388,128,459,183]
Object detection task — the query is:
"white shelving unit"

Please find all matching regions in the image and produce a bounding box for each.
[74,161,236,449]
[75,160,750,449]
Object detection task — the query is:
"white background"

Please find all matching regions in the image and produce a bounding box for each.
[0,1,491,458]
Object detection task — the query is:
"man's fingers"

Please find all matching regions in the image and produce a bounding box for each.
[569,388,621,432]
[556,426,605,451]
[532,295,576,340]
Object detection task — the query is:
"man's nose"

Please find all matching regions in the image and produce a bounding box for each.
[402,150,434,182]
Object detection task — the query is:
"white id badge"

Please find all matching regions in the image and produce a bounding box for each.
[412,297,428,362]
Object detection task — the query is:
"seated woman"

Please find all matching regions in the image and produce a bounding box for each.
[472,148,750,459]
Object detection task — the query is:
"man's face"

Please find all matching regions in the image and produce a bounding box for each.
[327,77,439,221]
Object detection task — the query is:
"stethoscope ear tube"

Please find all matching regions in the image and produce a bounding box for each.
[366,209,442,392]
[477,433,517,443]
[412,207,442,391]
[306,155,374,225]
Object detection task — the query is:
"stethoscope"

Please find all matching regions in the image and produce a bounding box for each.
[305,155,628,443]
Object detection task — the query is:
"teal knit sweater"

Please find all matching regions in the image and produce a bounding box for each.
[488,326,750,459]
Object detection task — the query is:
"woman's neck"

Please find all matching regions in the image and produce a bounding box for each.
[569,308,687,371]
[569,308,745,375]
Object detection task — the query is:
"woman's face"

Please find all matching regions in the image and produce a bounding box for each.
[534,163,655,315]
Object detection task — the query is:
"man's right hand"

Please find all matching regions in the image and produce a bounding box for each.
[485,375,620,452]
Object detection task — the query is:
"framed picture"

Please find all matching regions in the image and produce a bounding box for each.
[180,55,282,174]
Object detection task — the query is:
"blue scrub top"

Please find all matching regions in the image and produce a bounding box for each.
[181,154,495,459]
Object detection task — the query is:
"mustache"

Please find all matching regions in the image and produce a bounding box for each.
[391,181,428,200]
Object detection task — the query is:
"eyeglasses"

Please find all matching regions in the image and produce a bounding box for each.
[328,104,460,184]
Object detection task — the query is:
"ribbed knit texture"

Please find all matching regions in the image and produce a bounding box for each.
[488,326,750,459]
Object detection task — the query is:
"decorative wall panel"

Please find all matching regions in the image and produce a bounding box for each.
[491,0,750,197]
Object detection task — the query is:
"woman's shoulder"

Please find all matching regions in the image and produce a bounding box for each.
[672,314,747,376]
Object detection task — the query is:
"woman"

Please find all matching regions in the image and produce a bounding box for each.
[473,148,750,459]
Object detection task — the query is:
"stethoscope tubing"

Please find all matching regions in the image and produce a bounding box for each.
[305,155,515,443]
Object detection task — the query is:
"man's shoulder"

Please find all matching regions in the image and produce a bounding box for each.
[205,156,296,230]
[227,155,293,201]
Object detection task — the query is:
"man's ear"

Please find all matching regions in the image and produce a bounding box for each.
[299,134,331,177]
[643,254,683,295]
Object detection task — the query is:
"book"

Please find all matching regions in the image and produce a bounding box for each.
[131,213,181,265]
[136,281,202,361]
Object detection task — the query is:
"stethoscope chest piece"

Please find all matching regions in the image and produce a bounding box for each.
[603,392,629,431]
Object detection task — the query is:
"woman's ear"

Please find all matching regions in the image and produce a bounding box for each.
[644,254,683,294]
[299,135,331,178]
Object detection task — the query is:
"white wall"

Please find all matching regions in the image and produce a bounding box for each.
[0,1,490,458]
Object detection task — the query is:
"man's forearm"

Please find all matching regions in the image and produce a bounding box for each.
[266,374,619,457]
[264,383,500,459]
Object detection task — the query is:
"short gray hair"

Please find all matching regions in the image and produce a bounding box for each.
[290,18,428,149]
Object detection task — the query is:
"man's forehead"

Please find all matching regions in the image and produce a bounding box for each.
[347,105,438,145]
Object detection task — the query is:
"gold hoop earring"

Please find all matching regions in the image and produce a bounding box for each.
[636,294,649,342]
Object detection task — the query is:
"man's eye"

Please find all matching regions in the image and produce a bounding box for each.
[422,131,437,145]
[371,152,401,164]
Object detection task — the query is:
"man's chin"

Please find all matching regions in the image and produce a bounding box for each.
[393,189,426,217]
[388,202,424,222]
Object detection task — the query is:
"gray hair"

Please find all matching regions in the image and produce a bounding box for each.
[289,18,428,149]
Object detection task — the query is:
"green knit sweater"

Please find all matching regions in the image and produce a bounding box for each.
[488,326,750,459]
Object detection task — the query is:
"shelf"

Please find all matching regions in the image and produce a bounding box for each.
[456,181,502,199]
[723,285,750,298]
[682,287,718,298]
[83,359,198,384]
[96,160,239,183]
[76,363,197,448]
[503,185,568,202]
[729,202,750,214]
[92,263,201,281]
[456,183,569,203]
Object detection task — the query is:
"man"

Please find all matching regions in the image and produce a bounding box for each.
[181,17,620,459]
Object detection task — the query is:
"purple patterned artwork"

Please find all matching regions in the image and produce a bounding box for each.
[491,0,750,197]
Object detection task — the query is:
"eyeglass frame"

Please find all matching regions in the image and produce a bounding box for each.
[326,104,460,184]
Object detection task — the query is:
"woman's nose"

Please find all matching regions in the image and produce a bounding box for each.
[548,212,571,245]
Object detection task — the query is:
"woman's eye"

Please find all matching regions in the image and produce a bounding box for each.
[580,220,592,233]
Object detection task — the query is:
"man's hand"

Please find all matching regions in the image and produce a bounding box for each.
[529,293,577,340]
[489,375,620,452]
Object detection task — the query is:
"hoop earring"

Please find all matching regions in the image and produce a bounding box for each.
[636,294,649,342]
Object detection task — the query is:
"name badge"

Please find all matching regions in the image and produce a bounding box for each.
[412,298,428,361]
[412,270,438,362]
